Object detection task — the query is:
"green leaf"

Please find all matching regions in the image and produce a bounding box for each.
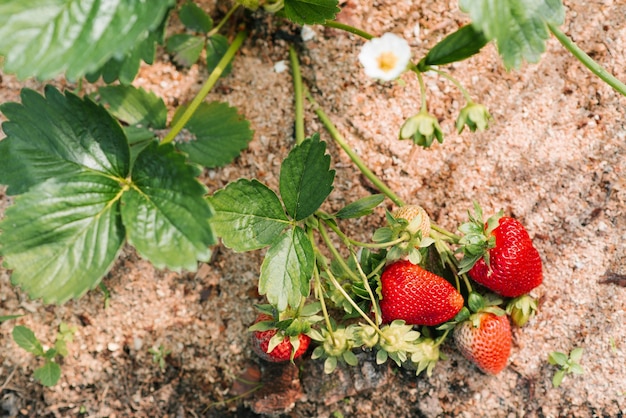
[336,194,384,219]
[206,34,233,77]
[86,20,167,85]
[569,347,584,363]
[167,34,204,67]
[552,369,566,387]
[548,351,568,366]
[174,101,254,168]
[570,363,585,375]
[208,179,290,252]
[418,25,488,69]
[459,0,565,69]
[279,134,335,221]
[0,314,23,323]
[12,326,45,356]
[284,0,340,25]
[259,226,314,311]
[179,1,213,33]
[0,174,126,304]
[0,86,130,195]
[97,85,167,129]
[33,361,62,387]
[44,347,59,360]
[121,143,215,272]
[0,0,174,80]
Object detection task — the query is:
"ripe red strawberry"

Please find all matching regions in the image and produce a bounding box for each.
[250,314,311,362]
[469,217,542,297]
[379,260,464,326]
[453,312,512,374]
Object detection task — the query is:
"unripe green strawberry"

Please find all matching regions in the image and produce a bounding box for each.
[393,205,431,238]
[250,314,311,362]
[468,217,543,297]
[379,260,464,326]
[453,312,512,374]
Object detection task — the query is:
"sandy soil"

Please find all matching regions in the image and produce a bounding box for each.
[1,1,626,417]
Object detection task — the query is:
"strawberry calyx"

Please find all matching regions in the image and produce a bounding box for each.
[372,209,435,264]
[249,303,323,361]
[409,337,444,377]
[310,324,359,374]
[506,294,538,327]
[467,292,505,316]
[376,320,421,366]
[457,202,503,274]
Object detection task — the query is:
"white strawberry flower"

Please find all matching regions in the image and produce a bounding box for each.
[358,33,412,82]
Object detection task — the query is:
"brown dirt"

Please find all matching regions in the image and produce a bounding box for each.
[1,1,626,417]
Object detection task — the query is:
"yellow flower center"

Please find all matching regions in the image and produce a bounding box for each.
[377,51,399,72]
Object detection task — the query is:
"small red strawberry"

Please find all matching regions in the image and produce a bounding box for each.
[468,216,543,297]
[453,312,512,374]
[379,260,464,326]
[250,314,311,362]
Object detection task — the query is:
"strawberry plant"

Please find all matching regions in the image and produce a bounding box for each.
[548,347,585,388]
[11,323,77,387]
[0,0,624,396]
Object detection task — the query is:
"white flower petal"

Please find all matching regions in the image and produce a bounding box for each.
[358,33,411,82]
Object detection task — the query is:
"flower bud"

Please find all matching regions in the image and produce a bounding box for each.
[456,102,491,133]
[506,294,538,327]
[399,111,443,147]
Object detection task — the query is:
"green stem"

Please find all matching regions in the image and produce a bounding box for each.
[548,23,626,97]
[313,265,336,343]
[432,232,474,294]
[318,221,361,284]
[161,30,247,145]
[317,216,382,325]
[289,45,306,145]
[308,227,336,344]
[306,90,405,207]
[350,249,382,325]
[416,71,428,111]
[323,265,387,341]
[429,68,473,103]
[322,216,407,249]
[366,259,387,279]
[434,328,450,347]
[430,224,461,243]
[322,21,374,40]
[207,3,240,38]
[317,223,387,338]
